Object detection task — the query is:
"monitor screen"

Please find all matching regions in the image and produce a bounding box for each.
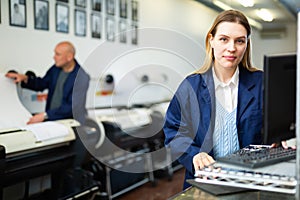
[263,53,297,144]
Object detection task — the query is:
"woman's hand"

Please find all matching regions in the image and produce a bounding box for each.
[193,152,215,170]
[281,138,296,149]
[271,138,296,149]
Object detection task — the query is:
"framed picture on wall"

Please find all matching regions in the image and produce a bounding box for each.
[91,13,102,39]
[34,0,49,30]
[57,0,69,3]
[131,0,138,21]
[106,17,115,41]
[75,0,86,8]
[92,0,102,12]
[106,0,115,15]
[119,0,127,18]
[56,3,69,33]
[119,20,127,43]
[75,9,86,36]
[9,0,26,27]
[131,23,138,45]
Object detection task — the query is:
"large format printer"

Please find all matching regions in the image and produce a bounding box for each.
[83,106,161,200]
[0,76,99,200]
[1,119,71,198]
[0,120,101,200]
[81,101,182,200]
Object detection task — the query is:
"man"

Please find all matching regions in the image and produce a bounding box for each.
[6,41,90,124]
[12,3,25,26]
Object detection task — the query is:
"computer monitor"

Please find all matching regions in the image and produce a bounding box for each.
[263,53,297,144]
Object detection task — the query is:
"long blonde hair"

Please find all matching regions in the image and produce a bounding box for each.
[196,10,259,74]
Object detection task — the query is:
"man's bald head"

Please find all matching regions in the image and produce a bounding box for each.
[56,41,76,56]
[54,41,76,71]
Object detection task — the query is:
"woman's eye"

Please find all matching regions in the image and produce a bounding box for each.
[236,39,245,44]
[220,38,227,42]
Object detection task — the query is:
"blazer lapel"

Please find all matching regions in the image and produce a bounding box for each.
[201,68,215,153]
[201,68,215,104]
[237,68,255,121]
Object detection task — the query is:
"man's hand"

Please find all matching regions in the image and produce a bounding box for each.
[5,72,28,83]
[27,113,46,124]
[193,152,215,170]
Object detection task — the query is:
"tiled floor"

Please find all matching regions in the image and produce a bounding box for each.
[116,168,185,200]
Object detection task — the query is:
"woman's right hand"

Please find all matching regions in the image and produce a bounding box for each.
[193,152,215,171]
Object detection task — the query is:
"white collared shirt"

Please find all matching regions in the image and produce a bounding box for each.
[213,67,239,112]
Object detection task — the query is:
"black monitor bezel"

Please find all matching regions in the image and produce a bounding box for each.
[263,53,297,144]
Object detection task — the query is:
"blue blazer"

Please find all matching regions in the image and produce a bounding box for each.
[22,60,90,124]
[163,66,263,189]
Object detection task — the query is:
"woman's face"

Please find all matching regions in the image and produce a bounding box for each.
[210,21,248,71]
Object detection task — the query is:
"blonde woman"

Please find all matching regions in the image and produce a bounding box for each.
[163,10,263,189]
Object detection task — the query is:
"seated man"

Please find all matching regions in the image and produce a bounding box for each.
[6,41,90,124]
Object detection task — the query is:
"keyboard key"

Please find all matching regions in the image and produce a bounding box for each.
[217,146,296,168]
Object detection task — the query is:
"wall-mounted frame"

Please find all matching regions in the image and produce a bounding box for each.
[106,17,115,41]
[34,0,49,30]
[106,0,115,15]
[75,9,86,36]
[92,0,102,12]
[75,0,86,8]
[91,13,102,39]
[57,0,69,3]
[131,23,138,45]
[9,0,26,27]
[119,19,127,43]
[131,0,138,21]
[56,3,69,33]
[119,0,127,18]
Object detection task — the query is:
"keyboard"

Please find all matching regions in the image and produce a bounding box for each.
[193,164,297,194]
[217,145,296,168]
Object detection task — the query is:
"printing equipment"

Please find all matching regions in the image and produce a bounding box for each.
[0,119,100,200]
[84,106,171,200]
[148,102,182,179]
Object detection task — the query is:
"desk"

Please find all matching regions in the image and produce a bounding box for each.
[169,186,295,200]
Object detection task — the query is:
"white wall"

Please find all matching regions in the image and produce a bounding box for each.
[140,0,297,69]
[0,0,297,109]
[0,0,296,72]
[252,23,297,68]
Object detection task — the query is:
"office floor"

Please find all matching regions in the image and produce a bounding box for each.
[115,168,185,200]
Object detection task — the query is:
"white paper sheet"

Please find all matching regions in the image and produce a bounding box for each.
[22,121,69,141]
[0,73,32,129]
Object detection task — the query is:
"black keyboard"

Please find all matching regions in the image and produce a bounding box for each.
[217,145,296,168]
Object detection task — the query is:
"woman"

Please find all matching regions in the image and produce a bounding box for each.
[163,10,263,189]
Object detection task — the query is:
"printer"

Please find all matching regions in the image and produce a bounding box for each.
[0,75,78,159]
[83,106,162,200]
[0,75,100,199]
[0,119,78,158]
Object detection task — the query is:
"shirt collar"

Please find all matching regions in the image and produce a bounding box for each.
[213,66,239,89]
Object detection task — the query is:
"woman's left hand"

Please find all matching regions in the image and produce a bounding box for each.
[193,152,215,170]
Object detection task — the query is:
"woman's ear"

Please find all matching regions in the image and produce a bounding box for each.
[209,34,214,48]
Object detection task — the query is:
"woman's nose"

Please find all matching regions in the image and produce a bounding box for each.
[227,40,236,52]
